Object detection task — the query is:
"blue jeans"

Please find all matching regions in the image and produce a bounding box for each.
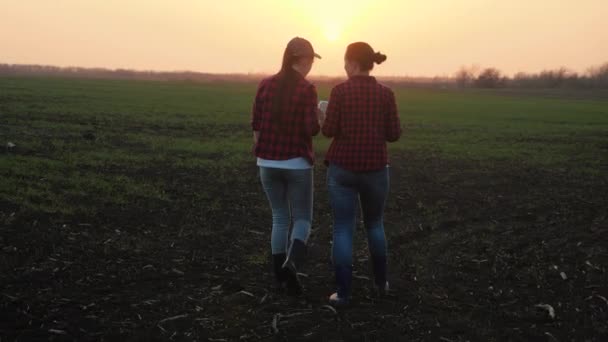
[259,167,313,255]
[327,164,389,269]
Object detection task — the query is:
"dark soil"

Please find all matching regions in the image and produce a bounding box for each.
[1,152,607,341]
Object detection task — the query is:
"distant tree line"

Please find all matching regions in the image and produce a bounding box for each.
[1,62,607,88]
[455,63,608,89]
[0,64,264,83]
[0,63,452,87]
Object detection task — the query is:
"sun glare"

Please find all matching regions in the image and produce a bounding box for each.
[291,0,372,43]
[324,23,341,42]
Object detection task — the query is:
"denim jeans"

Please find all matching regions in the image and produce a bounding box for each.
[327,164,389,269]
[259,167,313,255]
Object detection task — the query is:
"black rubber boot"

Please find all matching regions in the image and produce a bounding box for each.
[371,255,389,295]
[329,265,352,306]
[282,239,307,296]
[272,253,288,290]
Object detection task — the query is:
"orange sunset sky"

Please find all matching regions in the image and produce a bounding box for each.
[1,0,607,77]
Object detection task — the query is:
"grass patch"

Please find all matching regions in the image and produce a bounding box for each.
[1,77,607,216]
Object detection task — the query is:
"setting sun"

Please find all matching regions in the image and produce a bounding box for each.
[323,23,341,42]
[291,0,371,44]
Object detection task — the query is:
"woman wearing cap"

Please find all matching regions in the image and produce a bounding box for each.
[321,42,402,305]
[251,37,323,296]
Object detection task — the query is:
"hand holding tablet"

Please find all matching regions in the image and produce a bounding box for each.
[317,100,328,125]
[318,100,328,114]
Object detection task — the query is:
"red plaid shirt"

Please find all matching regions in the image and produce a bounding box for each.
[251,73,320,165]
[322,76,401,172]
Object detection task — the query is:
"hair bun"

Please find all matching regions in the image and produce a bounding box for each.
[374,52,387,64]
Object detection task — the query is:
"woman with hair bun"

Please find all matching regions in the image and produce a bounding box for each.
[321,42,402,305]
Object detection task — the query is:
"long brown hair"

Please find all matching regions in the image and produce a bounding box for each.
[271,48,302,132]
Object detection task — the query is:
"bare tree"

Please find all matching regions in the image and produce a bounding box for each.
[474,68,504,88]
[455,67,473,88]
[454,65,480,88]
[588,63,608,87]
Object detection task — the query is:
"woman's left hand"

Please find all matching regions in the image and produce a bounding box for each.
[317,108,325,126]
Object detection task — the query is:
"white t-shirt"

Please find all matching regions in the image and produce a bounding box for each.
[257,157,312,170]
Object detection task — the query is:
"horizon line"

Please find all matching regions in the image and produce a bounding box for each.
[1,61,606,80]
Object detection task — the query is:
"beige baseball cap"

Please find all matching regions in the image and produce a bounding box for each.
[287,37,322,59]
